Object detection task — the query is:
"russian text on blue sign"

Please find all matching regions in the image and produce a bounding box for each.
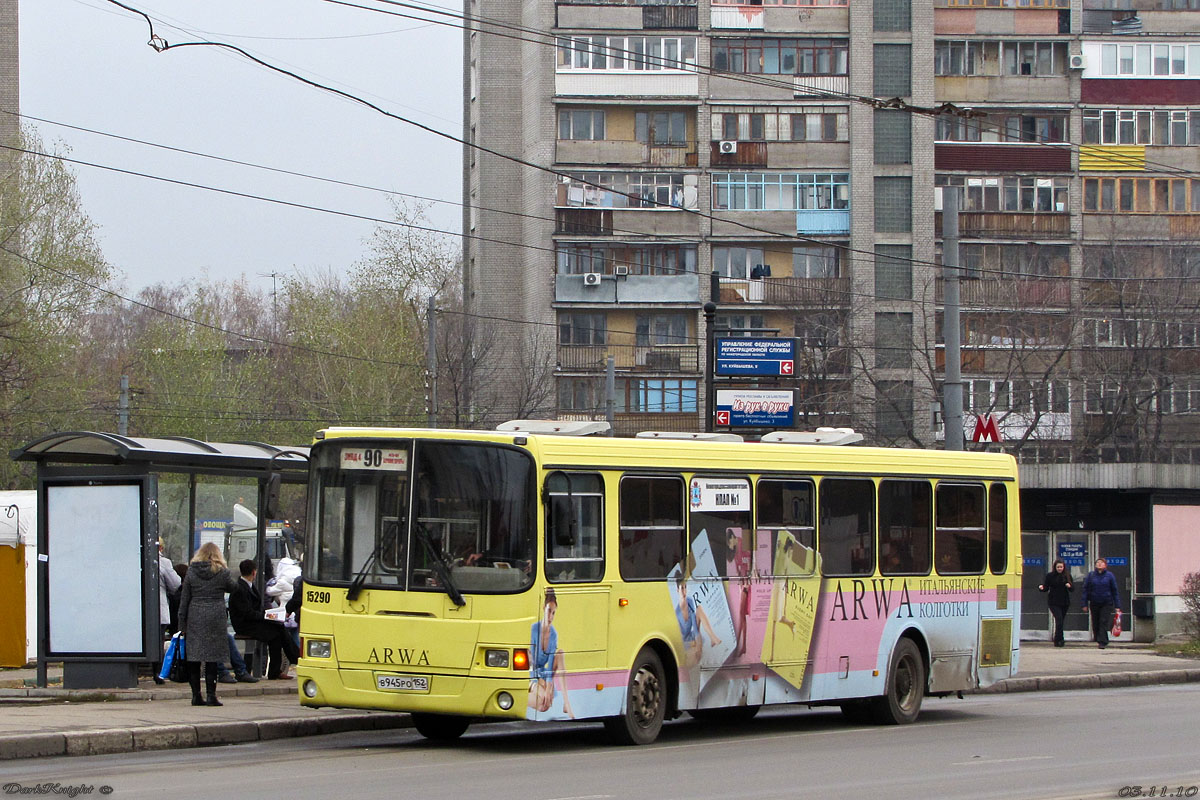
[716,338,794,376]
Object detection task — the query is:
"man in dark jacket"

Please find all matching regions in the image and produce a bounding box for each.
[1081,557,1122,649]
[229,559,300,679]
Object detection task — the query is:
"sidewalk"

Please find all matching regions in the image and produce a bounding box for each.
[1,643,1197,761]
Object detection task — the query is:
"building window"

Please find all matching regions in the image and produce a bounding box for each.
[957,243,1069,278]
[716,313,767,337]
[556,243,699,276]
[874,109,911,165]
[875,245,912,300]
[560,173,692,210]
[712,172,850,211]
[1083,109,1200,146]
[636,313,689,346]
[1098,42,1198,77]
[793,245,840,277]
[935,40,1067,76]
[622,379,699,412]
[559,377,604,413]
[636,110,688,145]
[937,112,1067,143]
[713,246,765,279]
[937,175,1068,213]
[874,44,912,97]
[712,38,849,76]
[1004,41,1068,75]
[1082,177,1200,213]
[876,380,913,440]
[558,109,606,140]
[874,177,912,232]
[559,312,607,345]
[874,0,911,31]
[876,313,913,369]
[556,36,698,72]
[711,106,848,142]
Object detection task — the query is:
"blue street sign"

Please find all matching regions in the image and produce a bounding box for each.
[715,390,793,427]
[716,338,795,376]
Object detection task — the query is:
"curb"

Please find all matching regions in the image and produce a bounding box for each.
[972,667,1200,694]
[0,683,297,705]
[0,711,412,761]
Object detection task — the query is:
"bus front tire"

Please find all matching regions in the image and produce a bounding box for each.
[604,648,666,745]
[871,638,925,725]
[412,712,470,741]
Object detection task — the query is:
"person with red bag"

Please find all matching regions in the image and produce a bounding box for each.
[1082,557,1122,649]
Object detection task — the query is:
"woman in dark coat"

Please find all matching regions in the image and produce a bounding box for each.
[179,542,237,706]
[1039,559,1074,647]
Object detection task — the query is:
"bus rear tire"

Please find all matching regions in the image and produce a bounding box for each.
[412,712,470,741]
[688,705,760,724]
[604,648,666,745]
[871,638,925,725]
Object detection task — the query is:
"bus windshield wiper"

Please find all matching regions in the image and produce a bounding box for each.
[415,526,466,607]
[346,542,381,602]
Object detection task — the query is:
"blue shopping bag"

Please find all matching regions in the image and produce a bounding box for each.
[158,633,186,682]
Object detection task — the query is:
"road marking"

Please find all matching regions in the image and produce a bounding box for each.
[952,755,1055,766]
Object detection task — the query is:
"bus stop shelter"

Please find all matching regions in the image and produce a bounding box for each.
[11,432,310,689]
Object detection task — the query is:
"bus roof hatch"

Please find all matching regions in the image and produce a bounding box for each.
[496,420,612,436]
[635,431,744,442]
[760,428,863,445]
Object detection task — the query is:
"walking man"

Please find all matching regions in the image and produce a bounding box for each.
[1082,557,1121,649]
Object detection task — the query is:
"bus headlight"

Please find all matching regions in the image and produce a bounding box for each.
[497,692,514,710]
[303,680,319,698]
[485,649,509,668]
[306,639,332,658]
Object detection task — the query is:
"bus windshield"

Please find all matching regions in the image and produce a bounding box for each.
[309,439,536,595]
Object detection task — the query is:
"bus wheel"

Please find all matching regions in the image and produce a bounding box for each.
[871,638,925,725]
[412,712,470,741]
[604,648,666,745]
[688,705,760,724]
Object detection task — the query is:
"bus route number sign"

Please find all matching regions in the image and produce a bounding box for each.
[341,448,408,471]
[376,673,430,693]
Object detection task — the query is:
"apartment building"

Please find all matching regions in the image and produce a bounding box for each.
[1,0,17,149]
[464,0,1200,637]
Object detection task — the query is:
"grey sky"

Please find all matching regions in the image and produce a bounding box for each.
[19,0,463,294]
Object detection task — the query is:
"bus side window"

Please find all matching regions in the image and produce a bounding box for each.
[545,472,604,583]
[935,483,986,575]
[878,480,932,576]
[618,476,685,581]
[756,478,815,576]
[818,478,875,577]
[989,484,1008,575]
[687,477,751,579]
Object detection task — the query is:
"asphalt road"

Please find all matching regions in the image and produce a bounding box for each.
[3,685,1199,800]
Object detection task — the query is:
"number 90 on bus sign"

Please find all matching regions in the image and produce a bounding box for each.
[340,447,408,471]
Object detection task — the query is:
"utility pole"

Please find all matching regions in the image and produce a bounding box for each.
[942,187,964,451]
[605,355,615,436]
[426,296,438,428]
[118,375,129,436]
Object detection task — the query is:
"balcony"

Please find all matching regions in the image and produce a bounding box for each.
[936,278,1070,308]
[935,211,1070,238]
[1082,278,1200,307]
[557,139,699,168]
[556,0,698,32]
[711,141,767,168]
[556,209,613,235]
[797,208,850,235]
[718,276,849,306]
[556,271,701,303]
[557,343,701,373]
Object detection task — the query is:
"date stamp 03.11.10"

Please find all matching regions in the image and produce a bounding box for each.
[1118,787,1199,798]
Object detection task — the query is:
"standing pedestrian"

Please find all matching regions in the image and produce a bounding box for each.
[153,540,182,684]
[1081,557,1121,649]
[1038,559,1073,647]
[178,542,237,705]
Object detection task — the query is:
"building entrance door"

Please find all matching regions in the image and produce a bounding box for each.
[1020,531,1134,641]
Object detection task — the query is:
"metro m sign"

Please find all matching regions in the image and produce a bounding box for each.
[972,414,1001,443]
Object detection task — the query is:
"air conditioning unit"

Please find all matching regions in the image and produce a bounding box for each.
[718,140,738,155]
[583,272,602,286]
[1069,53,1087,70]
[614,265,629,277]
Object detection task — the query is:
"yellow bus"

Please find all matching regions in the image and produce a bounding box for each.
[296,422,1020,745]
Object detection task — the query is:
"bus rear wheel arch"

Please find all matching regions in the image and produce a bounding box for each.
[604,646,667,745]
[871,637,926,725]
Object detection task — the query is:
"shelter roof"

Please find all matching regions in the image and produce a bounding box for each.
[11,432,309,476]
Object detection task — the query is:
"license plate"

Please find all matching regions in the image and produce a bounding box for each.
[376,673,429,693]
